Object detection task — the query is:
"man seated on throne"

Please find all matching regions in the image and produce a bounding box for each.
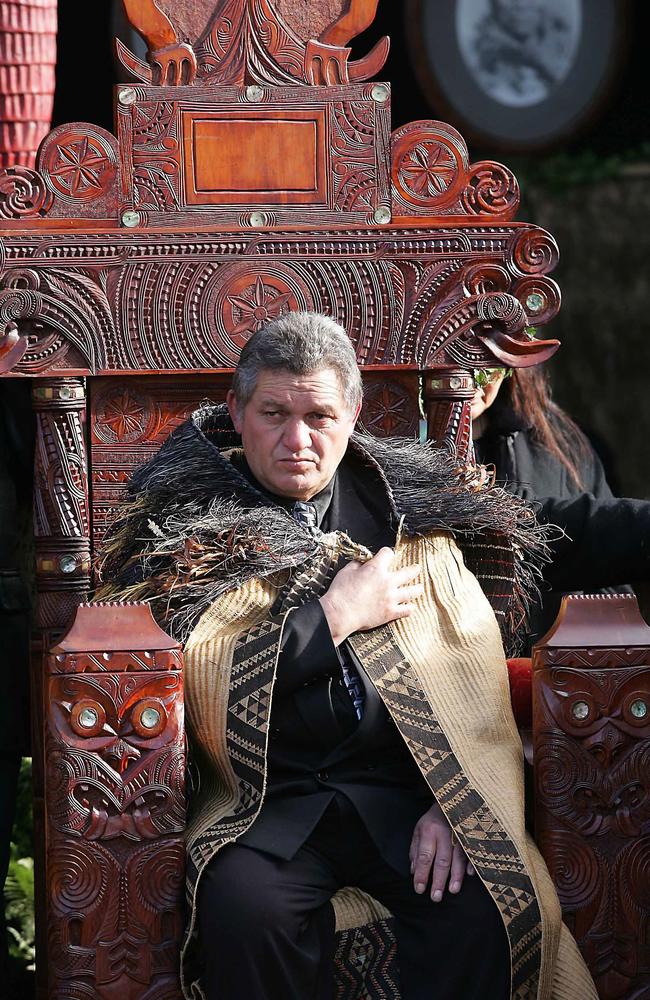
[101,311,597,999]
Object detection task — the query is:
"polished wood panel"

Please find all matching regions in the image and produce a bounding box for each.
[184,111,326,203]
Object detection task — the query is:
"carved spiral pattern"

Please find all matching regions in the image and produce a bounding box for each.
[0,287,43,322]
[462,161,519,219]
[536,734,587,807]
[512,276,561,327]
[462,263,511,296]
[50,842,112,915]
[539,830,602,909]
[3,267,41,291]
[617,836,650,919]
[129,841,185,914]
[477,292,527,333]
[510,229,559,276]
[0,165,53,219]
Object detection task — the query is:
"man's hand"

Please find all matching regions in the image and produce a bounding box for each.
[409,801,475,901]
[319,547,423,646]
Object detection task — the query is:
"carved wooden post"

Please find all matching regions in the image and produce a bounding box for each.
[31,376,91,998]
[46,602,186,999]
[0,0,57,166]
[533,594,650,1000]
[423,367,474,459]
[32,377,91,631]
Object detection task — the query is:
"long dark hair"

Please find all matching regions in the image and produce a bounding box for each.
[506,367,590,490]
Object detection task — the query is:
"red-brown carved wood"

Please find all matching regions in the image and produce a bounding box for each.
[0,0,57,167]
[117,0,388,88]
[46,602,186,999]
[30,376,91,997]
[533,594,650,1000]
[0,1,624,996]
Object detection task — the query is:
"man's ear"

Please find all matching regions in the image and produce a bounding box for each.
[226,389,242,432]
[351,400,362,425]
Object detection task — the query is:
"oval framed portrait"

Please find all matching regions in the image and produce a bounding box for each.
[405,0,627,151]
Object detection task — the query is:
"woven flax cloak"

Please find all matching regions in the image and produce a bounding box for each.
[99,406,596,1000]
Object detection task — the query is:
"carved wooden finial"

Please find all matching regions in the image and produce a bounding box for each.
[535,592,650,652]
[118,0,389,87]
[52,601,181,653]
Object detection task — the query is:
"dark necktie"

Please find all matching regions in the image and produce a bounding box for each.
[291,501,319,534]
[338,648,365,720]
[291,499,364,720]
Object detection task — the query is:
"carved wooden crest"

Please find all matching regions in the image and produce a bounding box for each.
[118,0,387,87]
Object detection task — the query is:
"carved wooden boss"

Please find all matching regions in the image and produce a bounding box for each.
[0,1,623,998]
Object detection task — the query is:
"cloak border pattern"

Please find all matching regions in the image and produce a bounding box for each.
[348,623,543,999]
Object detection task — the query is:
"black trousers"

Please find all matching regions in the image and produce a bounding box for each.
[198,796,510,1000]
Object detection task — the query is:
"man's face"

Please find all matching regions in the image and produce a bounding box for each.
[227,367,360,501]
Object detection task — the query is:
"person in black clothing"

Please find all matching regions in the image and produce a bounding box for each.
[472,365,649,643]
[196,326,509,1000]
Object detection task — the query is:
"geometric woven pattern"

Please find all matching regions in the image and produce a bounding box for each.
[349,623,543,998]
[334,918,400,1000]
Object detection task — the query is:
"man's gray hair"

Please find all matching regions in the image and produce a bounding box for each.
[232,311,363,412]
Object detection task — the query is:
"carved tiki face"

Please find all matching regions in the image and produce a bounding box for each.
[47,672,185,841]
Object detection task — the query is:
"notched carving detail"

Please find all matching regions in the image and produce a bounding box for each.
[45,604,186,995]
[130,101,180,212]
[332,100,380,213]
[48,672,185,841]
[419,286,557,370]
[0,265,115,374]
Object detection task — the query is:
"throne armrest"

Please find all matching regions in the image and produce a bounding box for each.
[532,594,650,1000]
[45,602,186,997]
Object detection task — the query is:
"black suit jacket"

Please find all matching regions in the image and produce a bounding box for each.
[236,454,432,875]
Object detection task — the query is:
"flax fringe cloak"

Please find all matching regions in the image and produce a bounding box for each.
[98,406,597,1000]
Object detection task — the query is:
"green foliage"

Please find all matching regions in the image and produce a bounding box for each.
[473,368,512,388]
[512,143,650,196]
[5,758,35,977]
[5,857,35,969]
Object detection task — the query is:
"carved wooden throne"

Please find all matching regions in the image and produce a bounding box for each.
[0,1,647,997]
